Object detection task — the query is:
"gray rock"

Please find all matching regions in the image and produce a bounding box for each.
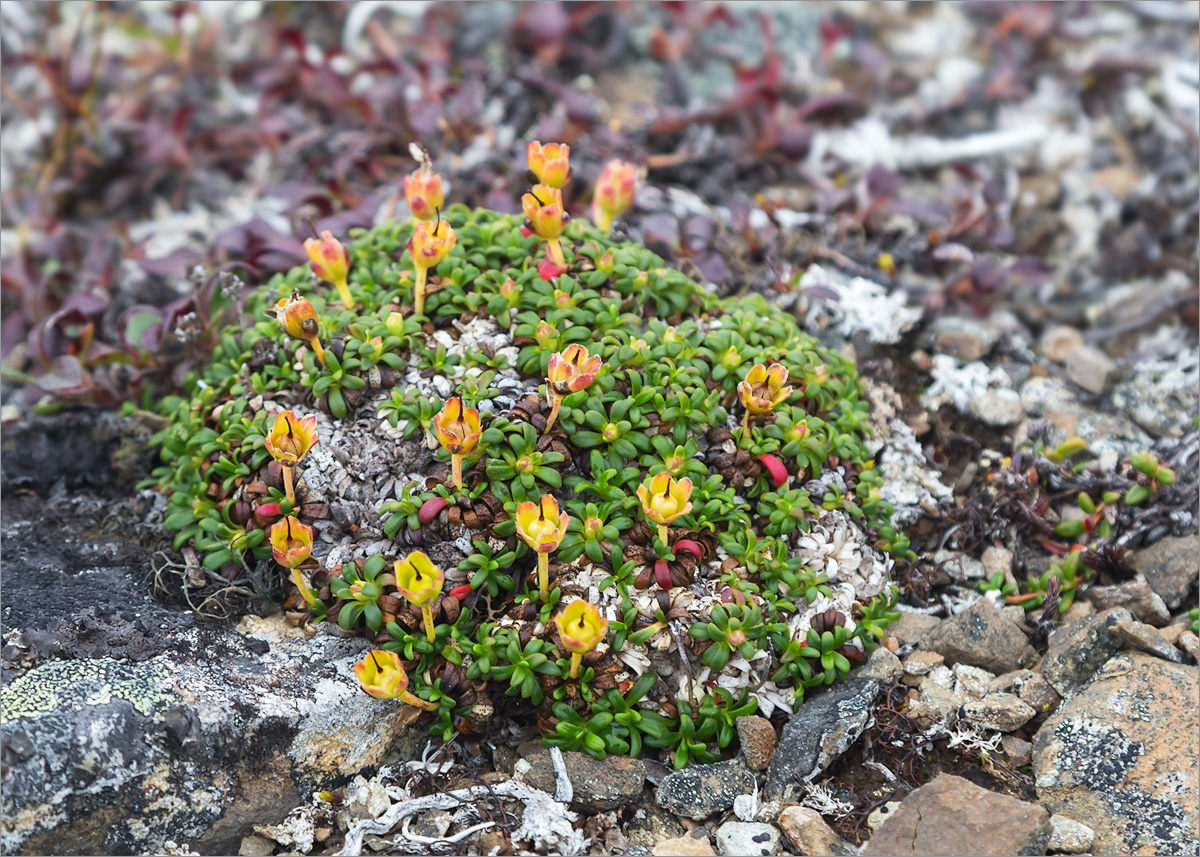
[989,669,1061,723]
[656,759,755,820]
[1016,377,1153,460]
[715,822,780,857]
[860,646,903,683]
[1111,618,1183,662]
[969,388,1024,426]
[1084,580,1171,626]
[961,693,1037,732]
[1000,734,1033,767]
[1065,344,1117,394]
[1040,325,1084,364]
[238,834,275,857]
[519,746,646,812]
[1042,607,1132,696]
[1127,535,1198,611]
[734,716,777,771]
[928,598,1040,674]
[764,677,878,799]
[888,612,942,648]
[1180,631,1199,663]
[903,650,945,675]
[927,316,1002,362]
[1046,815,1095,854]
[1110,351,1199,437]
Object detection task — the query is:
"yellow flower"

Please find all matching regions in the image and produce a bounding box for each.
[303,231,349,288]
[271,290,320,342]
[737,363,793,414]
[592,160,637,235]
[555,600,608,655]
[269,517,313,569]
[547,344,602,397]
[521,184,568,242]
[527,141,571,188]
[408,218,457,272]
[354,649,409,699]
[432,397,482,456]
[393,550,445,609]
[403,165,445,221]
[515,494,570,554]
[636,473,694,528]
[264,411,319,465]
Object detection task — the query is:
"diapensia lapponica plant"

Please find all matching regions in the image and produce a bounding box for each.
[145,142,910,767]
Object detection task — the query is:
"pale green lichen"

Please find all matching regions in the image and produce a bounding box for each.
[1,658,175,721]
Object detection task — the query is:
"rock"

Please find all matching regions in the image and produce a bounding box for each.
[1110,618,1183,662]
[907,682,963,726]
[950,663,995,698]
[961,693,1037,732]
[862,774,1050,856]
[1034,652,1199,854]
[656,759,755,820]
[889,612,942,648]
[989,670,1060,723]
[237,834,275,856]
[735,716,777,771]
[932,548,985,580]
[1084,580,1171,626]
[1160,621,1187,645]
[652,831,715,857]
[866,801,902,834]
[927,316,1002,362]
[1000,735,1033,767]
[1110,351,1199,437]
[1040,326,1085,364]
[1017,376,1153,460]
[1046,815,1095,854]
[903,650,945,675]
[1041,607,1132,696]
[1126,535,1198,611]
[764,678,878,799]
[777,806,855,856]
[928,598,1040,674]
[624,803,685,850]
[969,388,1024,426]
[715,822,780,857]
[860,646,902,683]
[519,747,646,812]
[1065,344,1117,395]
[980,545,1014,581]
[1181,631,1199,663]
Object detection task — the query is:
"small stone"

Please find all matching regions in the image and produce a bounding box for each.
[1060,599,1094,623]
[999,604,1028,626]
[1065,344,1117,395]
[1126,535,1198,611]
[778,806,855,855]
[1042,607,1132,696]
[1178,631,1198,663]
[980,546,1014,581]
[764,678,878,799]
[860,645,902,683]
[1111,618,1183,662]
[1084,580,1171,626]
[950,663,995,698]
[903,650,944,676]
[861,774,1050,856]
[961,693,1037,732]
[1000,735,1033,767]
[989,670,1060,723]
[238,835,274,857]
[1046,815,1095,854]
[411,810,452,839]
[479,831,507,854]
[927,316,1002,362]
[656,759,755,820]
[866,801,902,834]
[715,822,780,857]
[519,746,646,812]
[929,598,1040,674]
[908,682,964,726]
[889,613,942,648]
[969,388,1024,426]
[1040,326,1085,364]
[735,716,777,771]
[652,832,715,857]
[1159,622,1186,645]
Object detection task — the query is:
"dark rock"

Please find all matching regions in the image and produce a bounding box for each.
[764,677,878,799]
[861,773,1051,856]
[656,759,755,820]
[1033,652,1198,855]
[519,746,646,812]
[1127,535,1198,611]
[928,598,1040,674]
[1042,607,1132,696]
[1084,580,1171,626]
[734,715,777,770]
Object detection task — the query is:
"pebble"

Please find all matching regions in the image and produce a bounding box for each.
[960,693,1037,732]
[652,833,715,857]
[927,316,1002,362]
[1126,534,1198,611]
[903,650,945,676]
[1064,343,1117,394]
[1046,815,1095,854]
[1040,325,1084,364]
[979,545,1013,581]
[238,835,274,857]
[888,612,942,648]
[1110,618,1183,662]
[866,801,902,834]
[735,716,777,771]
[656,759,755,820]
[950,663,995,698]
[1180,631,1199,663]
[988,670,1060,723]
[518,746,646,812]
[860,645,903,683]
[969,388,1024,426]
[715,822,780,857]
[999,734,1033,767]
[928,598,1039,674]
[777,806,855,856]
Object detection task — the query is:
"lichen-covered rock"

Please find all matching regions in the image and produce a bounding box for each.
[928,598,1039,674]
[517,746,646,812]
[1033,651,1199,855]
[655,759,755,820]
[714,822,780,857]
[1042,607,1131,696]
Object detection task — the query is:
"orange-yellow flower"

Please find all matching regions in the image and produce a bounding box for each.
[269,517,313,569]
[516,494,570,601]
[527,141,571,188]
[394,550,445,641]
[636,472,693,545]
[432,397,481,490]
[738,363,792,414]
[542,344,601,435]
[555,599,608,679]
[264,411,319,465]
[270,290,326,367]
[522,184,569,267]
[403,164,445,222]
[592,160,637,236]
[352,649,439,710]
[408,218,457,316]
[303,231,354,308]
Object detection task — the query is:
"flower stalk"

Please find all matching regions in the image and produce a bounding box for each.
[408,212,457,316]
[515,494,569,601]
